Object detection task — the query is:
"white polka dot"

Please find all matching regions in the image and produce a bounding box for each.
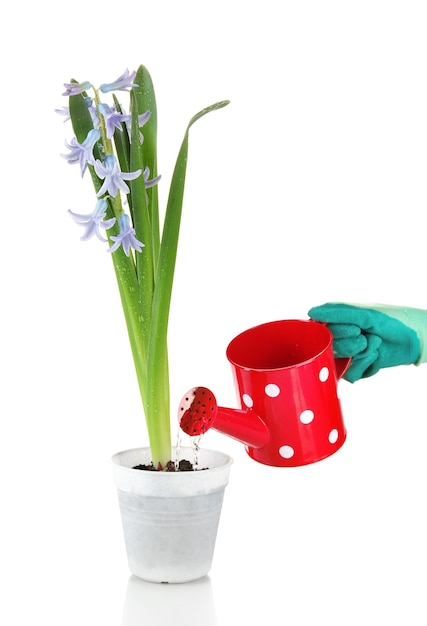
[329,429,339,444]
[265,383,280,397]
[279,445,295,459]
[319,366,329,382]
[300,409,314,424]
[242,393,253,408]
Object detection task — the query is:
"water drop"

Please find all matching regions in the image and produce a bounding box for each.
[191,435,201,469]
[175,429,183,471]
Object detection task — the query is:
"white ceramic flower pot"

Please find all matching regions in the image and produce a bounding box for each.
[112,447,232,583]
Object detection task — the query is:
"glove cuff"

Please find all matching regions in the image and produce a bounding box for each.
[361,304,427,365]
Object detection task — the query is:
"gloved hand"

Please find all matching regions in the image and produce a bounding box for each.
[308,303,427,382]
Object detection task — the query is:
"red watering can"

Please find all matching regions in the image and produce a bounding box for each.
[179,320,350,467]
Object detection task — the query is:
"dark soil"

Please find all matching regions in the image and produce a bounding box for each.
[133,459,203,472]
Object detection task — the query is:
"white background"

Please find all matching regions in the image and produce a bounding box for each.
[2,1,427,624]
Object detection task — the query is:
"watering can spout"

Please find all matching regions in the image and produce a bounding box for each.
[213,405,270,448]
[178,387,270,449]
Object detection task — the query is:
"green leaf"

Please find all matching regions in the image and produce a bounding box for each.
[68,85,95,143]
[133,66,157,173]
[152,100,230,339]
[68,87,104,194]
[129,90,154,351]
[133,65,160,268]
[145,99,230,466]
[187,99,230,128]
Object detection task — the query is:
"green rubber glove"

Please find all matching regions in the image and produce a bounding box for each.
[308,303,427,382]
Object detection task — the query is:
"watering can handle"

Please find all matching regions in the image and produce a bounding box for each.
[335,357,352,380]
[314,320,351,380]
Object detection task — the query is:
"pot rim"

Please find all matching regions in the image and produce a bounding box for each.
[112,446,233,497]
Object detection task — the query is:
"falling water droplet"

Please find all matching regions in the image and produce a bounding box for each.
[191,435,201,470]
[175,429,183,471]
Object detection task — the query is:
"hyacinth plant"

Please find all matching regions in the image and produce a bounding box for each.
[59,66,229,468]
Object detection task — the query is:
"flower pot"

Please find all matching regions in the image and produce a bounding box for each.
[112,447,232,583]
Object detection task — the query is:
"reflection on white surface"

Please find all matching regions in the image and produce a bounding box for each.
[121,575,217,626]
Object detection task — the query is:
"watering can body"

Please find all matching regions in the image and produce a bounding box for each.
[179,320,350,468]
